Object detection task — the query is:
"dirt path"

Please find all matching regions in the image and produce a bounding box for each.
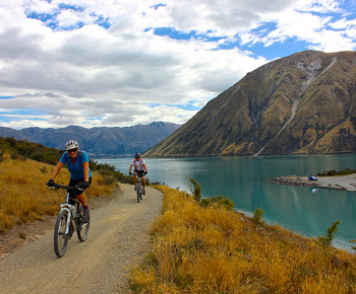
[0,184,163,293]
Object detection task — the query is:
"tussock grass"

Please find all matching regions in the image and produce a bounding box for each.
[130,185,356,293]
[0,156,116,232]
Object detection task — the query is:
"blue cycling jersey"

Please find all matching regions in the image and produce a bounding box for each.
[59,150,92,181]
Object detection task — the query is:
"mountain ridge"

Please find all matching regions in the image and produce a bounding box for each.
[144,50,356,157]
[0,122,180,158]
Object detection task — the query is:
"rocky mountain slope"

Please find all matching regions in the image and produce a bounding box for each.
[0,122,180,157]
[144,50,356,157]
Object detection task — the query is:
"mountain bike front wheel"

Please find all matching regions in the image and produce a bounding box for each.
[76,205,89,242]
[137,184,141,203]
[54,210,69,258]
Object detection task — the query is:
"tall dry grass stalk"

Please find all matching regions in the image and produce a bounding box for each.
[0,156,116,232]
[130,185,356,293]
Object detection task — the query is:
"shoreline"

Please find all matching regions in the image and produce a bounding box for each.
[271,173,356,191]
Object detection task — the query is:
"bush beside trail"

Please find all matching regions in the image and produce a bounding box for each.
[0,156,116,233]
[130,185,356,293]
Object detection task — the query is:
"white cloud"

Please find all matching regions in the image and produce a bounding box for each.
[0,0,355,129]
[56,9,82,28]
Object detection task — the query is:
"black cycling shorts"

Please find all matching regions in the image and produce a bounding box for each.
[134,170,145,177]
[68,177,92,196]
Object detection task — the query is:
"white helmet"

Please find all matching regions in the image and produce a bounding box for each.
[65,140,79,150]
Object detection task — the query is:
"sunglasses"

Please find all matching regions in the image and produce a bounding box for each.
[68,149,78,153]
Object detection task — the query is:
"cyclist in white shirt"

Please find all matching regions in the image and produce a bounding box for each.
[129,153,148,194]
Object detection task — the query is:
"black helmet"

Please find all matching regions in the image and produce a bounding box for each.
[135,153,141,158]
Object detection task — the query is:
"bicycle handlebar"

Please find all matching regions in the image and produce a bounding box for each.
[50,183,85,192]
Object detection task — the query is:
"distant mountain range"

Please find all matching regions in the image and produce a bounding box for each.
[0,122,180,158]
[145,50,356,157]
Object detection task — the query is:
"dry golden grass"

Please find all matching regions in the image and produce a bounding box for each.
[130,185,356,294]
[0,156,116,232]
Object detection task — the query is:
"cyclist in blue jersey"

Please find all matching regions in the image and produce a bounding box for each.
[129,153,148,195]
[47,140,92,221]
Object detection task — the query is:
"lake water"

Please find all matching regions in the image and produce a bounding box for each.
[96,154,356,250]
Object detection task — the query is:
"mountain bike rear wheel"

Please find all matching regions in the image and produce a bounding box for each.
[76,205,89,242]
[54,210,69,258]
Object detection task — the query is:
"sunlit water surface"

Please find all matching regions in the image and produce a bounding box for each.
[96,154,356,250]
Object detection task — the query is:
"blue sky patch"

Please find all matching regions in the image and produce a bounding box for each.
[26,11,58,23]
[303,10,342,23]
[150,4,167,10]
[83,115,105,122]
[1,108,48,116]
[342,1,356,13]
[153,27,227,43]
[0,96,15,99]
[241,37,311,60]
[95,16,112,29]
[250,22,278,38]
[62,22,85,31]
[0,116,13,123]
[148,101,200,111]
[26,11,60,30]
[27,6,112,30]
[154,27,196,40]
[58,4,85,12]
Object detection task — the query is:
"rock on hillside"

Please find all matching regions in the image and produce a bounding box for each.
[0,122,180,158]
[144,50,356,157]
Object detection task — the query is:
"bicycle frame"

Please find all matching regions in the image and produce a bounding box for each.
[137,175,142,186]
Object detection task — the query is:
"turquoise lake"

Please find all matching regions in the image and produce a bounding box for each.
[96,154,356,250]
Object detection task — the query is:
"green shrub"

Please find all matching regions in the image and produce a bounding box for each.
[189,178,202,202]
[0,138,10,162]
[350,239,356,251]
[200,195,234,210]
[317,168,356,176]
[318,220,341,247]
[339,168,355,175]
[253,207,265,225]
[0,136,62,165]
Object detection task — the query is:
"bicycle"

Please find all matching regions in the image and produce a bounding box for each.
[136,174,143,203]
[51,184,90,257]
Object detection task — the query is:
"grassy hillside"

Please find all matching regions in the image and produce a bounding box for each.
[130,185,356,293]
[0,155,117,233]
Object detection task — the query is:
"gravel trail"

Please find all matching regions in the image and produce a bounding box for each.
[0,184,163,293]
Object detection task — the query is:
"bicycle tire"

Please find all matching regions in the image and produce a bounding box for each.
[137,184,141,203]
[54,210,69,258]
[76,205,89,242]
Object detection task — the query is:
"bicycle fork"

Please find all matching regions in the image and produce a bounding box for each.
[60,204,75,235]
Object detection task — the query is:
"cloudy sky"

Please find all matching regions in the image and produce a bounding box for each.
[0,0,355,130]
